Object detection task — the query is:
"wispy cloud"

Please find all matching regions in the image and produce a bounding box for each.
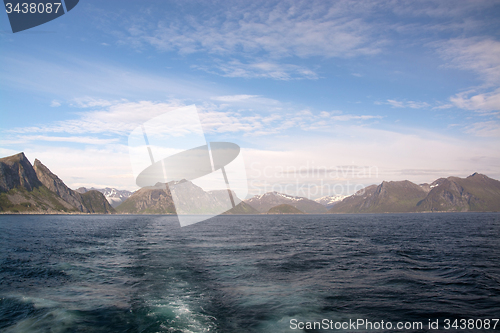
[195,60,318,80]
[50,100,61,107]
[211,95,259,102]
[434,38,500,86]
[71,97,119,108]
[108,1,385,80]
[465,121,500,137]
[450,88,500,113]
[331,114,382,121]
[5,135,120,145]
[8,99,382,139]
[433,103,454,110]
[432,37,500,118]
[130,2,382,59]
[9,101,184,135]
[378,99,430,109]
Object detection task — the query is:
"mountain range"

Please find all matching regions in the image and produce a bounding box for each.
[328,173,500,213]
[115,180,258,215]
[267,204,304,214]
[1,152,499,214]
[244,191,327,214]
[75,187,133,208]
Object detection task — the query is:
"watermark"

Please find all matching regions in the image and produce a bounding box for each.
[250,162,378,180]
[249,162,378,198]
[249,179,367,198]
[290,318,499,330]
[128,105,248,227]
[4,0,79,33]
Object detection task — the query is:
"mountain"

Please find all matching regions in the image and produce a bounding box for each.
[329,174,500,213]
[76,187,133,208]
[0,153,76,213]
[115,183,176,214]
[415,173,500,212]
[244,192,327,214]
[115,180,250,215]
[329,180,428,213]
[314,195,348,209]
[0,153,114,214]
[267,204,304,214]
[0,152,41,192]
[223,201,260,214]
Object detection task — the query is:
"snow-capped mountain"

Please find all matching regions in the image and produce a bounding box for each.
[75,187,134,208]
[244,191,327,214]
[314,195,348,209]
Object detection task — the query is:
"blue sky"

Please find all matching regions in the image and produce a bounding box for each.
[1,0,499,198]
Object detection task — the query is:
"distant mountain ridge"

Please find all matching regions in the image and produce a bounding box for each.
[0,153,114,214]
[244,191,327,214]
[267,204,304,214]
[414,173,500,212]
[76,187,133,208]
[329,173,500,213]
[115,180,258,215]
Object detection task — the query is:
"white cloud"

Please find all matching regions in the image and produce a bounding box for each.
[71,97,117,108]
[391,0,494,19]
[383,99,430,109]
[386,99,404,108]
[7,98,382,141]
[406,101,431,109]
[111,1,384,80]
[433,38,500,116]
[434,38,500,85]
[9,101,185,135]
[331,114,382,121]
[465,121,500,137]
[195,60,318,80]
[132,2,382,59]
[50,100,61,107]
[19,135,120,145]
[211,95,259,102]
[450,88,500,112]
[433,103,454,110]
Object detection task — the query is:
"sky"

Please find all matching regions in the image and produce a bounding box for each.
[1,0,499,199]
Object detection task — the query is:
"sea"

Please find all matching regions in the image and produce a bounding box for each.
[0,213,499,332]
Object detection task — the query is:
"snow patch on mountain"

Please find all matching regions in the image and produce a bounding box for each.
[314,195,348,209]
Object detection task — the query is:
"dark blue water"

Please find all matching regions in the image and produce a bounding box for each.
[0,213,499,332]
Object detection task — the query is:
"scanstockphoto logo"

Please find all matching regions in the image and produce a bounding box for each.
[128,105,248,227]
[4,0,79,33]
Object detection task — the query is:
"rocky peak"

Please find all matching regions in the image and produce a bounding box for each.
[466,172,489,181]
[0,152,41,192]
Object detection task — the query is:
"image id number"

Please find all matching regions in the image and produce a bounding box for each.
[5,2,62,14]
